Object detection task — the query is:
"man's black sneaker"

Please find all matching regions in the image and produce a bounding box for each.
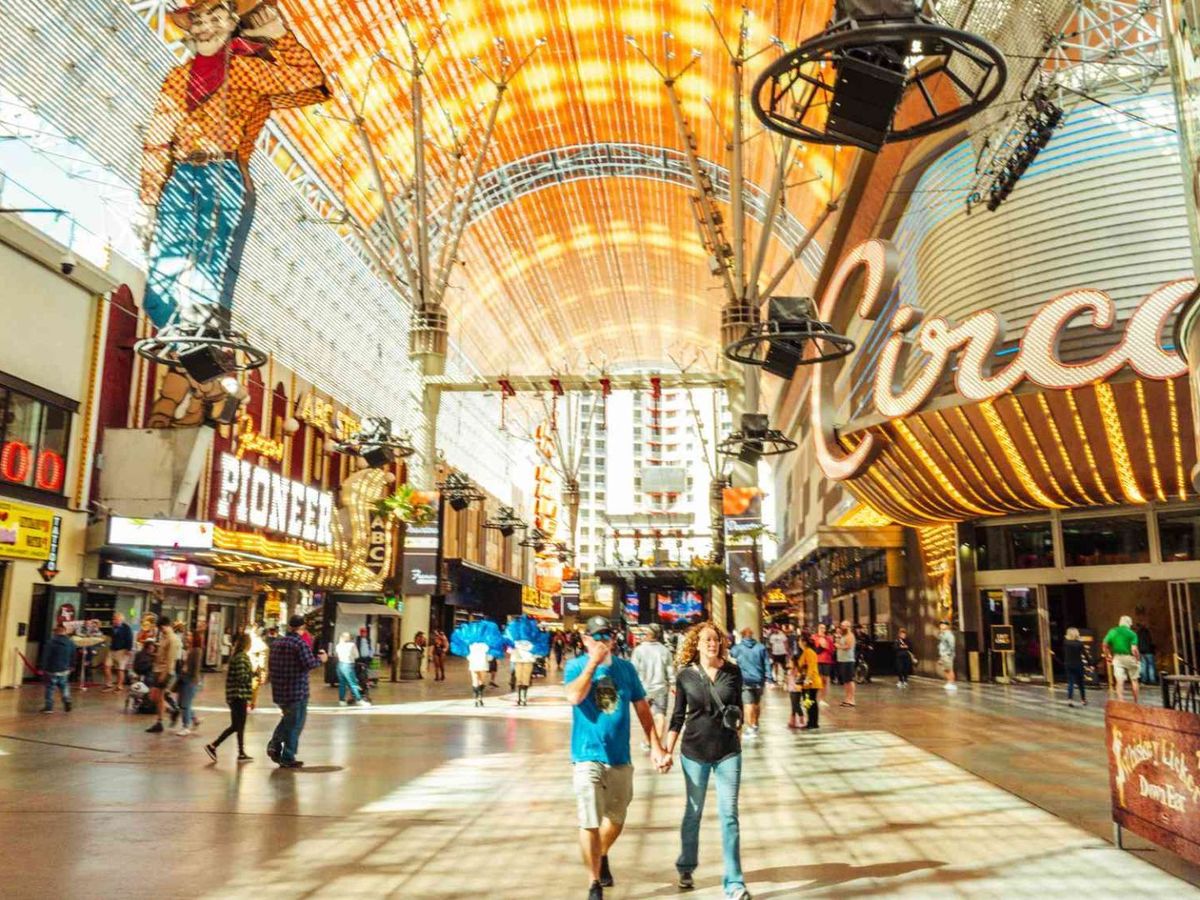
[204,743,217,762]
[678,871,695,890]
[63,701,72,712]
[599,855,613,887]
[587,881,603,900]
[279,759,304,768]
[266,745,280,763]
[146,721,164,733]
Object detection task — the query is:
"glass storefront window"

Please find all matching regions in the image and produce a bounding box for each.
[1061,515,1149,566]
[0,385,72,496]
[974,521,1054,570]
[1158,509,1200,562]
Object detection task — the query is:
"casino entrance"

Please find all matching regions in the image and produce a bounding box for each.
[979,586,1051,683]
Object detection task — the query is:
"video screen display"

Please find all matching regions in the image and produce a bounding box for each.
[657,590,704,625]
[623,592,639,624]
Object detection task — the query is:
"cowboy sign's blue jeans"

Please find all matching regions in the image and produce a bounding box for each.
[143,161,256,329]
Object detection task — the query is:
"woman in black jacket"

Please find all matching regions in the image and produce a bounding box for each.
[665,622,748,899]
[1063,627,1087,707]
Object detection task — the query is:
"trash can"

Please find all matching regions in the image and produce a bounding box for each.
[400,642,423,681]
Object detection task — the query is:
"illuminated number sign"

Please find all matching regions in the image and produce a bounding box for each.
[215,452,334,546]
[0,385,73,495]
[0,442,65,491]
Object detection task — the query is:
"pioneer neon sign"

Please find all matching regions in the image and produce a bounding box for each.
[215,452,333,546]
[811,239,1196,482]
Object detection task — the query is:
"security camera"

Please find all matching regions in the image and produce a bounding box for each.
[60,251,77,275]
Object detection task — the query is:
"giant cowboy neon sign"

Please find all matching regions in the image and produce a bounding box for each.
[811,239,1196,482]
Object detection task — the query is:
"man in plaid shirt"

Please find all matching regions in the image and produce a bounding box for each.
[139,0,328,330]
[267,614,327,768]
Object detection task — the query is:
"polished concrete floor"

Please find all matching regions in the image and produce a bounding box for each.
[1,662,1197,899]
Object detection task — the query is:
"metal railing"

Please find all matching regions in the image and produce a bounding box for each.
[1162,666,1200,715]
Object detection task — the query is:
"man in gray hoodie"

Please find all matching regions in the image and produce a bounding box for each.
[630,624,674,751]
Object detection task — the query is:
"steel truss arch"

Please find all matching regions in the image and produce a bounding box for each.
[368,142,827,282]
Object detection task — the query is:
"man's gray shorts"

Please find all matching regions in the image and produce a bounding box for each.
[645,689,669,717]
[573,761,634,829]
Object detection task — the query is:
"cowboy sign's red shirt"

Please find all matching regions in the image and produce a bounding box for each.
[140,31,328,206]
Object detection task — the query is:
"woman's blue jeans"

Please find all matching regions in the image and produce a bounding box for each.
[677,753,745,895]
[178,679,198,728]
[337,662,362,702]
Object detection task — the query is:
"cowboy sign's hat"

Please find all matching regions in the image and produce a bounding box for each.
[167,0,262,30]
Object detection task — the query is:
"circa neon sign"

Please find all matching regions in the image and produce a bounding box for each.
[215,452,333,546]
[811,238,1196,482]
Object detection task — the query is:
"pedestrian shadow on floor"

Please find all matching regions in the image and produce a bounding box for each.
[745,861,947,897]
[632,860,945,898]
[269,765,344,774]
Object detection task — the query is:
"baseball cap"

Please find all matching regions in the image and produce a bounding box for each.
[585,615,612,638]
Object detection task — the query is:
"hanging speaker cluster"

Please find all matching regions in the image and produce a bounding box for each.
[752,0,1006,153]
[724,297,856,379]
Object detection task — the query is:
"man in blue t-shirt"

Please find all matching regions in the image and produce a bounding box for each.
[565,615,670,900]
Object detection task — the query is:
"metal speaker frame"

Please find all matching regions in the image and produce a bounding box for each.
[752,16,1007,152]
[333,417,417,462]
[484,506,528,538]
[134,321,268,381]
[438,471,486,511]
[724,319,856,373]
[718,428,798,458]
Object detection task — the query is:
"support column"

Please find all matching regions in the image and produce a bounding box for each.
[399,595,431,678]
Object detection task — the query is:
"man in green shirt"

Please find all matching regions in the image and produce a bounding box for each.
[1102,615,1140,704]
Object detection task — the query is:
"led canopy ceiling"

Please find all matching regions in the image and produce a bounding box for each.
[220,0,852,372]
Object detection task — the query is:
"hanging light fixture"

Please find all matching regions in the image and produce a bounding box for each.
[437,471,486,511]
[519,526,551,549]
[134,307,267,384]
[725,297,856,378]
[718,413,798,466]
[484,506,528,538]
[752,0,1006,153]
[333,417,416,468]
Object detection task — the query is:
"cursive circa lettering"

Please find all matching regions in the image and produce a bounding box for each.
[812,236,1196,482]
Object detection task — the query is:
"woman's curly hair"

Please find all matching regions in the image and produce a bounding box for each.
[676,621,729,669]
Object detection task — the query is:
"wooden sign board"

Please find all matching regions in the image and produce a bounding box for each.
[1106,701,1200,865]
[990,624,1014,653]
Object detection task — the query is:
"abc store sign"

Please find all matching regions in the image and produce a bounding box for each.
[215,453,334,546]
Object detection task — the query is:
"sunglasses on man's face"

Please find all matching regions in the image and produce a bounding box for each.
[590,631,612,642]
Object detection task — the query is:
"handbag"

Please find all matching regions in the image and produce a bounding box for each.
[698,666,743,732]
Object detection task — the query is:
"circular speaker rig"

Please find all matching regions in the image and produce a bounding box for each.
[134,320,268,384]
[752,2,1007,153]
[333,418,416,468]
[484,506,528,538]
[437,471,487,512]
[719,413,799,465]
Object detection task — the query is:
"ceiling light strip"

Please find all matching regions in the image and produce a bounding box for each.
[929,410,1025,512]
[1062,387,1118,504]
[1034,392,1097,506]
[1006,396,1075,507]
[1134,379,1166,502]
[1166,377,1189,501]
[1093,382,1147,505]
[948,407,1032,509]
[979,401,1065,510]
[893,420,992,515]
